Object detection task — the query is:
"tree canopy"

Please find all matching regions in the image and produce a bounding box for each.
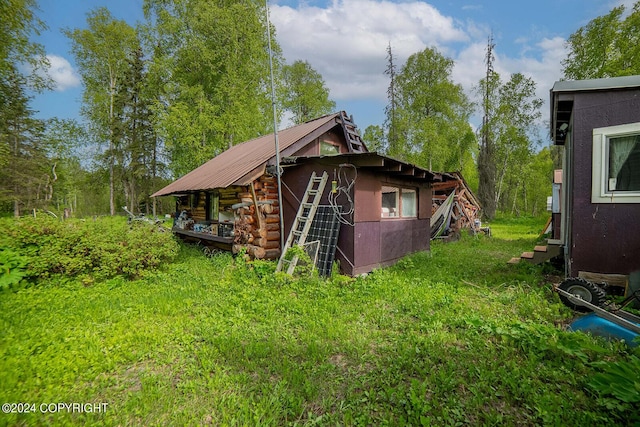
[563,1,640,79]
[281,60,335,124]
[386,47,475,172]
[144,0,282,177]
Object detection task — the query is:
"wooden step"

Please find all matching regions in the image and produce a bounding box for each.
[509,241,563,265]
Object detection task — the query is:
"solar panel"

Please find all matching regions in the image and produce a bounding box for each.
[306,205,341,276]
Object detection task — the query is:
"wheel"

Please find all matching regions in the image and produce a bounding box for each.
[203,247,212,257]
[558,278,606,312]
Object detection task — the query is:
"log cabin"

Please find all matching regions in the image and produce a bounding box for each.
[152,111,453,276]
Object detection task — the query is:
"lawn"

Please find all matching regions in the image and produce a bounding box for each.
[0,215,637,426]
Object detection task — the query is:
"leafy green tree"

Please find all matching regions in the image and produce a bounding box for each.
[115,46,161,214]
[477,36,498,220]
[144,0,283,177]
[494,73,543,212]
[0,0,52,216]
[476,71,544,217]
[41,118,92,216]
[362,124,386,153]
[65,8,139,215]
[391,47,475,172]
[281,60,335,124]
[0,70,48,216]
[563,2,640,79]
[0,0,50,92]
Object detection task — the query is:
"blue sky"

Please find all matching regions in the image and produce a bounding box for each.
[31,0,633,137]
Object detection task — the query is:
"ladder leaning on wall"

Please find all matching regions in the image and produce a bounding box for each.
[276,171,329,274]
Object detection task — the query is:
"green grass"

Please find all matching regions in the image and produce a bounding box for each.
[0,215,637,425]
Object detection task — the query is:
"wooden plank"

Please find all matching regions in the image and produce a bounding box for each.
[578,271,628,288]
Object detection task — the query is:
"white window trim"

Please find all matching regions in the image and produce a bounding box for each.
[381,186,417,218]
[592,122,640,203]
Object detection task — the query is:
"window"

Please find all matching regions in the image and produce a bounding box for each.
[592,123,640,203]
[381,186,417,218]
[382,186,399,217]
[402,189,417,217]
[320,141,340,155]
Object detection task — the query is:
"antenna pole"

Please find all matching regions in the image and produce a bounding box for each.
[265,0,285,250]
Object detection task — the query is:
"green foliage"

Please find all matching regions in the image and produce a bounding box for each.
[65,7,141,216]
[0,249,28,290]
[563,2,640,79]
[0,215,636,425]
[0,216,178,283]
[282,60,336,124]
[145,0,281,176]
[389,47,476,172]
[589,354,640,418]
[362,124,385,153]
[476,68,545,219]
[0,0,50,91]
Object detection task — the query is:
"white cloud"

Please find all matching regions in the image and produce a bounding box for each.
[271,0,468,102]
[44,55,81,92]
[271,0,570,134]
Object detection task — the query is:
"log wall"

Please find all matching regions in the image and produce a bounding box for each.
[173,178,281,260]
[233,175,281,260]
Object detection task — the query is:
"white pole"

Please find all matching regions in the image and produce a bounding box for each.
[265,0,285,250]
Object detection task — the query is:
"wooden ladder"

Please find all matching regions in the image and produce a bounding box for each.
[339,111,367,153]
[276,171,329,274]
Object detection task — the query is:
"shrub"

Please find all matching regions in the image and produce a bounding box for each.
[0,216,178,284]
[0,248,29,290]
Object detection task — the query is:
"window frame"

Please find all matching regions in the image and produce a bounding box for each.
[381,185,418,218]
[592,122,640,203]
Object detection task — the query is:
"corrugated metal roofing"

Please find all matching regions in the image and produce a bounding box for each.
[551,75,640,93]
[152,113,340,197]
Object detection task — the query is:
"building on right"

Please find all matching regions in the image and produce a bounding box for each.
[550,75,640,295]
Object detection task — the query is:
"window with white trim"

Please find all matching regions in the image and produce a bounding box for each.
[381,186,417,217]
[592,122,640,203]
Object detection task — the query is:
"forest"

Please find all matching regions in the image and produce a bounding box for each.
[1,1,640,219]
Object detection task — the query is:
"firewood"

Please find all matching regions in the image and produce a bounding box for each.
[247,244,266,259]
[265,214,280,224]
[251,228,268,239]
[263,248,281,259]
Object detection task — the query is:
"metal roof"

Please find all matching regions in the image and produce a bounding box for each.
[152,113,341,197]
[551,75,640,93]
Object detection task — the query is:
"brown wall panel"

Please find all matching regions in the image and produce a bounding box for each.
[568,88,640,276]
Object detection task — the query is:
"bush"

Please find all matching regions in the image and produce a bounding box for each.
[0,216,179,284]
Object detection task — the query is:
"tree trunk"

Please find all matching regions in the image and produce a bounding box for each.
[109,71,116,216]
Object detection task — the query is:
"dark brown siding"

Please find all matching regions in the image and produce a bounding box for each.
[568,88,640,276]
[281,161,431,276]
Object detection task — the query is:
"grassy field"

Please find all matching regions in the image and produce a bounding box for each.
[0,215,638,426]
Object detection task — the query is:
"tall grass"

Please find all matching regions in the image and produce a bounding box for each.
[0,215,637,425]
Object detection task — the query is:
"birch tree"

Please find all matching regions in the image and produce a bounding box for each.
[282,60,335,124]
[65,8,139,215]
[144,0,282,177]
[563,2,640,79]
[391,47,475,172]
